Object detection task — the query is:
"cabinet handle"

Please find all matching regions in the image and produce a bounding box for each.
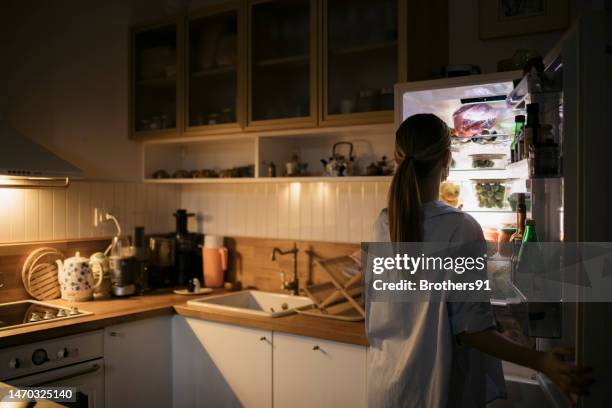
[312,345,320,351]
[260,336,267,341]
[109,331,119,337]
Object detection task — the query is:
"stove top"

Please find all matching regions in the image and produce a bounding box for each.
[0,300,92,331]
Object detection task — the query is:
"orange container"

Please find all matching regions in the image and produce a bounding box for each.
[203,247,227,288]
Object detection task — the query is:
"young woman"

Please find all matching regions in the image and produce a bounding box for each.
[366,114,593,407]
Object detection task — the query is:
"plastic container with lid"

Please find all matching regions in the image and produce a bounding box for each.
[471,179,511,210]
[470,153,507,169]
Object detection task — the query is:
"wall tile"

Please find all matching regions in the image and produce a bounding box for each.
[52,190,67,240]
[10,189,26,242]
[0,181,179,244]
[38,190,54,241]
[176,181,388,244]
[24,189,40,241]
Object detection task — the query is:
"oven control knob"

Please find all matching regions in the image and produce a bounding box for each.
[32,348,48,366]
[8,358,20,369]
[57,348,69,359]
[56,309,67,317]
[68,307,80,316]
[29,312,41,322]
[43,311,55,320]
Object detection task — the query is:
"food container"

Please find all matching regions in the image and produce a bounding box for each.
[483,227,499,257]
[507,192,531,211]
[471,179,511,209]
[470,154,507,169]
[498,225,517,258]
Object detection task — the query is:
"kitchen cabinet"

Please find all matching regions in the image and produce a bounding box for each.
[172,316,366,408]
[172,316,273,408]
[186,3,246,135]
[320,0,403,126]
[273,332,367,408]
[247,0,318,130]
[130,17,183,139]
[104,316,172,408]
[130,0,447,138]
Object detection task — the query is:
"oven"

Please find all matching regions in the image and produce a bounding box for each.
[7,358,104,407]
[0,330,104,408]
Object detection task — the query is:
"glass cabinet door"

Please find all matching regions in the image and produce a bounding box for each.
[322,0,400,124]
[131,19,182,137]
[187,4,244,132]
[248,0,316,128]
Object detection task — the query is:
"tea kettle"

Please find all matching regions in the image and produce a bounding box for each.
[321,142,355,177]
[56,252,103,301]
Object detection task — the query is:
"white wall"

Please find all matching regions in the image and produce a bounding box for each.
[0,0,172,182]
[448,0,589,73]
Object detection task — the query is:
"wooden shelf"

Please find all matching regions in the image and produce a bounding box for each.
[192,66,236,78]
[330,41,397,57]
[255,55,309,68]
[144,176,392,184]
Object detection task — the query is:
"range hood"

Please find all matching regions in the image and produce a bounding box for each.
[0,121,83,188]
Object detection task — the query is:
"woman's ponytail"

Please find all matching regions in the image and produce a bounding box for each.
[387,114,451,242]
[388,157,423,242]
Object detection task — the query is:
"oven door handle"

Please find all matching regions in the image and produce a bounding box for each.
[31,363,101,386]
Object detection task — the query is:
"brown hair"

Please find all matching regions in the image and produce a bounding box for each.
[388,114,451,242]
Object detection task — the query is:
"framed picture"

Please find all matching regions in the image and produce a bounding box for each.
[479,0,569,40]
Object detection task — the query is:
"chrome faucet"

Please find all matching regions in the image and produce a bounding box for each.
[271,243,299,295]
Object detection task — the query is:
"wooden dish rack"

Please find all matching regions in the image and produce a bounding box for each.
[296,256,365,322]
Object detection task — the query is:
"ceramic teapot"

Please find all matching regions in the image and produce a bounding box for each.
[321,142,355,177]
[56,252,103,301]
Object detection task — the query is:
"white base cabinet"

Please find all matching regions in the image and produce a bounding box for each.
[104,316,172,408]
[273,332,367,408]
[172,317,273,408]
[172,316,366,408]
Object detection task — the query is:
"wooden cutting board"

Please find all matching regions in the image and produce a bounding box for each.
[21,247,64,300]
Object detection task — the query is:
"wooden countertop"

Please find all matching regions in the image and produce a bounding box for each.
[0,291,367,348]
[174,304,368,346]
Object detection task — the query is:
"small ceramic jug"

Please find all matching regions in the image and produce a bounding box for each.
[56,252,103,301]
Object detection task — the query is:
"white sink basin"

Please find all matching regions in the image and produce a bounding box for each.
[187,290,313,318]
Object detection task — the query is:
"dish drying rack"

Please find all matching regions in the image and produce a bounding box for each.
[296,256,365,321]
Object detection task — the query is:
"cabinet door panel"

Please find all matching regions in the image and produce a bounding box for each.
[173,317,272,408]
[131,18,182,138]
[248,0,317,128]
[322,0,400,124]
[273,332,366,408]
[187,4,244,133]
[104,316,172,408]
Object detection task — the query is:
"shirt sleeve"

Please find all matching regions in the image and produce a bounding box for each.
[447,213,496,336]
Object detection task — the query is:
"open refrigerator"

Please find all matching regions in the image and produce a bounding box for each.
[394,9,611,407]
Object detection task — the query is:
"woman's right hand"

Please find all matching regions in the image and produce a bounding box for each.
[537,348,594,405]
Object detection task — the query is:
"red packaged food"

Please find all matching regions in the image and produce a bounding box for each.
[452,103,498,137]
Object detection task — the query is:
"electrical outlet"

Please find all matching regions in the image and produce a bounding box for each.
[93,207,108,228]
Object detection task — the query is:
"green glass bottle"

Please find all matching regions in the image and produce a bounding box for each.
[517,219,540,275]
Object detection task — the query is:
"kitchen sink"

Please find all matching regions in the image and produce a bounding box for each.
[187,290,313,318]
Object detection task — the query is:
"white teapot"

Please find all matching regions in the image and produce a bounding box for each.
[56,252,103,301]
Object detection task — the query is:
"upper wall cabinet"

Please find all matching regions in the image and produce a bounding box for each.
[130,17,183,139]
[320,0,405,126]
[129,0,447,139]
[187,3,245,134]
[247,0,317,130]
